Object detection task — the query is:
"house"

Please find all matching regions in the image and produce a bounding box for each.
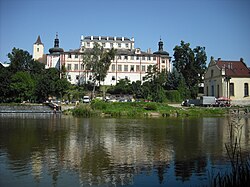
[204,57,250,105]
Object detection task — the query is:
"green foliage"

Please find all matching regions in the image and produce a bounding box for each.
[173,41,207,98]
[1,48,71,103]
[0,67,11,102]
[10,71,35,102]
[83,43,116,95]
[142,65,167,102]
[166,90,182,102]
[107,79,132,95]
[72,104,94,117]
[91,99,107,110]
[145,102,157,110]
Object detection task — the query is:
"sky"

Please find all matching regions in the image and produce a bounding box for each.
[0,0,250,66]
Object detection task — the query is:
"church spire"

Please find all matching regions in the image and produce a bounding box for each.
[34,35,43,45]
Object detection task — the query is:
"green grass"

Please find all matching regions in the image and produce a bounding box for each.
[70,101,228,118]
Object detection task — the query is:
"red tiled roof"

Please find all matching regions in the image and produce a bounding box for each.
[216,60,250,77]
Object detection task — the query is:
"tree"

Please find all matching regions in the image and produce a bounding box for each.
[10,71,35,102]
[173,41,207,98]
[107,79,132,95]
[0,67,12,102]
[83,43,116,97]
[142,65,167,102]
[8,48,37,73]
[35,68,60,101]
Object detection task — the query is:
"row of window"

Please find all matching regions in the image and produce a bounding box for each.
[85,42,130,49]
[66,63,156,72]
[111,64,148,72]
[66,54,164,62]
[208,83,249,97]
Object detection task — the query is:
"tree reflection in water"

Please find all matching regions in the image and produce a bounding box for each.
[0,115,249,187]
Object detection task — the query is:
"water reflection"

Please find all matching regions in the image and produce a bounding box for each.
[0,115,249,186]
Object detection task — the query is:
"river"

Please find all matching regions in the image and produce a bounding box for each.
[0,113,249,187]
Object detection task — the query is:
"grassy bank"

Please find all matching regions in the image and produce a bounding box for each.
[68,100,227,118]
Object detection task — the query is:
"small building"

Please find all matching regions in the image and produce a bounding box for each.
[204,57,250,105]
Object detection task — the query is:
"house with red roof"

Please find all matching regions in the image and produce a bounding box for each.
[204,57,250,105]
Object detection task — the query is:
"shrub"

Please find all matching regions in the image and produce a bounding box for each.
[166,90,182,102]
[91,99,107,110]
[72,104,93,117]
[145,102,157,110]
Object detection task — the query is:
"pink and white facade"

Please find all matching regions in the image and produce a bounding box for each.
[43,35,171,85]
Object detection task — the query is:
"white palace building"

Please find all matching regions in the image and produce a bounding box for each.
[33,34,171,85]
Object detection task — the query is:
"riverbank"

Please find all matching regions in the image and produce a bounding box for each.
[65,100,234,118]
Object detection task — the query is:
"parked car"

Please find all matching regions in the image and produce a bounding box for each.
[83,96,90,103]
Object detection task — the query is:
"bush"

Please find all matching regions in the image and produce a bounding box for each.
[145,102,157,110]
[72,104,94,117]
[91,99,107,110]
[166,90,182,102]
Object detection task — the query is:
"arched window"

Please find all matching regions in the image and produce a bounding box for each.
[244,83,249,97]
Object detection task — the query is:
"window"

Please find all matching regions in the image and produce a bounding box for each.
[67,64,71,70]
[136,65,140,72]
[81,64,84,70]
[118,56,121,60]
[76,75,79,80]
[162,60,165,63]
[230,83,234,96]
[37,48,39,52]
[148,56,151,61]
[124,56,128,60]
[87,42,90,47]
[130,56,134,60]
[136,56,139,60]
[130,65,134,72]
[211,85,214,96]
[74,64,78,70]
[68,75,71,81]
[75,54,78,58]
[244,83,249,96]
[153,57,156,61]
[211,70,214,77]
[142,65,146,72]
[124,65,128,72]
[118,43,121,48]
[102,43,106,47]
[118,65,122,71]
[68,54,71,58]
[142,56,145,60]
[110,43,113,48]
[126,43,129,48]
[217,85,220,98]
[112,76,115,80]
[111,64,115,72]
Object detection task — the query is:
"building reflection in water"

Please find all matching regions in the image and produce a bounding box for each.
[0,115,249,186]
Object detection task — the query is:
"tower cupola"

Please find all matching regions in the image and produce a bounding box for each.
[49,33,64,54]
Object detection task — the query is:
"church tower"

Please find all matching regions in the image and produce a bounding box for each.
[33,35,44,61]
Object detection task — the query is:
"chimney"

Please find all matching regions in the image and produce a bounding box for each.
[217,58,221,61]
[240,58,244,62]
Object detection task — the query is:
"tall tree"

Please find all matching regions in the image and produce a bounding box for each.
[142,65,167,102]
[10,71,35,102]
[8,48,36,73]
[173,41,207,98]
[83,43,116,97]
